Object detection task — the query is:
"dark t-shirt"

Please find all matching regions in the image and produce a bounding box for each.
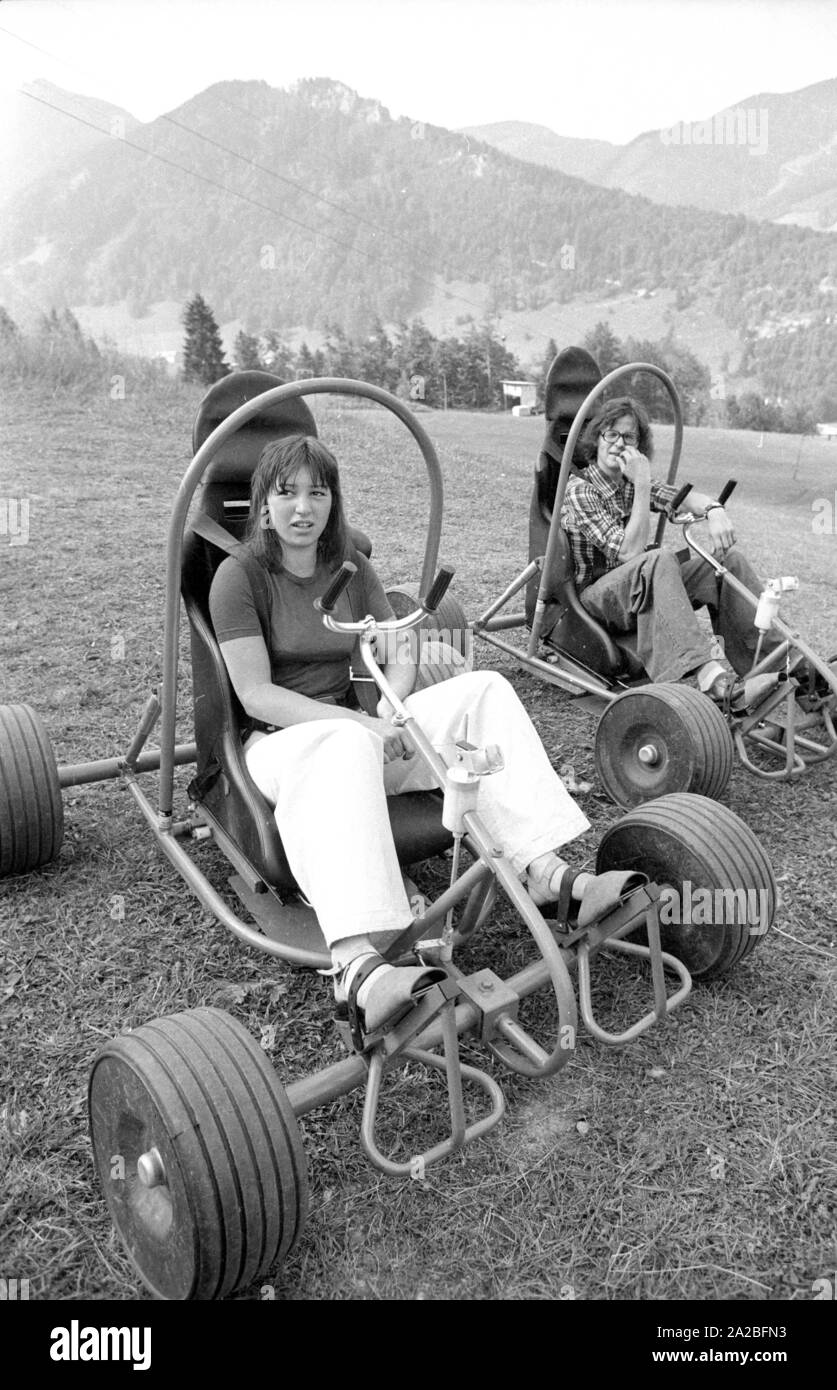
[209,551,395,703]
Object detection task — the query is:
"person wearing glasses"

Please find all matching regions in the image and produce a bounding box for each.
[560,396,780,705]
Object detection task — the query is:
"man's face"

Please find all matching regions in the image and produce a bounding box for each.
[596,413,639,478]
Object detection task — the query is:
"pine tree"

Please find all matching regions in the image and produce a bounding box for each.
[0,307,20,343]
[321,322,358,378]
[182,294,229,385]
[584,322,626,377]
[233,330,263,371]
[294,342,317,378]
[357,319,397,391]
[261,331,295,378]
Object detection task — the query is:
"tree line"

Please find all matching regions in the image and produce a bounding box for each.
[0,296,821,436]
[183,296,819,432]
[0,306,170,391]
[581,322,817,434]
[182,293,524,410]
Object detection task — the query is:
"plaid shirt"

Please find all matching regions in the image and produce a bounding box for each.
[561,464,680,592]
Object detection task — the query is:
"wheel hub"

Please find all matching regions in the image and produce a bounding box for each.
[136,1147,166,1189]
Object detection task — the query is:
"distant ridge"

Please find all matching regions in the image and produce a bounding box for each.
[459,120,615,183]
[463,75,837,230]
[0,79,139,205]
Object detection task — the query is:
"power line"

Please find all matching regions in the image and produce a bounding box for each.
[4,11,455,273]
[161,110,449,275]
[18,86,449,292]
[0,20,499,326]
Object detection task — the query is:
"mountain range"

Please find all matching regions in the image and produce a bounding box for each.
[2,76,837,409]
[462,76,837,231]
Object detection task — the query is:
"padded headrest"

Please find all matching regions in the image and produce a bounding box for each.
[539,345,603,473]
[192,371,318,484]
[544,346,602,424]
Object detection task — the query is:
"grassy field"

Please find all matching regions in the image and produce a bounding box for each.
[1,380,836,1303]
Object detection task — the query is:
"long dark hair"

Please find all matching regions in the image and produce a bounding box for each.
[246,434,350,571]
[579,395,654,466]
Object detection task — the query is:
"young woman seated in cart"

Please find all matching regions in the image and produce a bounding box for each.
[209,432,638,1040]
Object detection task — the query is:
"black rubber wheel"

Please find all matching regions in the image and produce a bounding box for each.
[0,703,64,877]
[594,684,734,809]
[88,1007,309,1300]
[386,585,472,686]
[596,792,775,981]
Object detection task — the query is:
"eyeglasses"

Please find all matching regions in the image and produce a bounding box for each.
[601,428,639,447]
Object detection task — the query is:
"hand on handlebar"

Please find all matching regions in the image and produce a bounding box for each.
[706,506,736,553]
[376,692,396,722]
[367,713,415,763]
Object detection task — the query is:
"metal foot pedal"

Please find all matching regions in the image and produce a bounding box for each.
[576,894,692,1044]
[359,994,506,1176]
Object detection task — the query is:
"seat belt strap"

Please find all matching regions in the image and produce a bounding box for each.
[190,512,243,557]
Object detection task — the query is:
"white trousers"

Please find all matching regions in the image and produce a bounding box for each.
[244,670,590,949]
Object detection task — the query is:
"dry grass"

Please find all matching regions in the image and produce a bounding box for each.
[1,383,835,1302]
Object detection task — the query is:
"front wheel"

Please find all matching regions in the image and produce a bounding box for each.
[594,684,734,809]
[595,793,775,981]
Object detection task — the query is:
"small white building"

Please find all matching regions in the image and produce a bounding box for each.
[501,379,537,414]
[815,422,837,440]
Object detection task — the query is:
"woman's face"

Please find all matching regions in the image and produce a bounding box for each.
[265,465,332,554]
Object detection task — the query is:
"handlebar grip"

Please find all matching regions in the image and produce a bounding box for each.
[421,565,455,614]
[315,560,357,614]
[717,479,737,505]
[669,482,692,514]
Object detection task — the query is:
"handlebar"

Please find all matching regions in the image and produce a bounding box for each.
[670,478,737,526]
[314,560,357,615]
[316,564,456,634]
[668,482,692,516]
[420,565,455,614]
[717,479,737,506]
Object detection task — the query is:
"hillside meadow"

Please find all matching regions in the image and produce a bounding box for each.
[1,379,835,1302]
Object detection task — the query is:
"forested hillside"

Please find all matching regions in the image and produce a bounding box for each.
[3,78,837,410]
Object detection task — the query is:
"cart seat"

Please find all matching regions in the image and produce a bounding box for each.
[181,372,452,894]
[525,347,644,681]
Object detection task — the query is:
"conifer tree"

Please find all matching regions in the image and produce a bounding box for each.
[0,307,20,343]
[182,294,229,385]
[233,330,263,371]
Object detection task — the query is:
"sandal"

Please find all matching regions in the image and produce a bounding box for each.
[335,953,447,1051]
[549,868,648,930]
[709,671,781,714]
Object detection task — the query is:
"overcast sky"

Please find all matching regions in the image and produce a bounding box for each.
[0,0,835,143]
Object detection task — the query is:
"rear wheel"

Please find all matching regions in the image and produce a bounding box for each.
[387,585,472,687]
[89,1007,308,1300]
[0,704,63,877]
[596,792,775,981]
[594,684,733,809]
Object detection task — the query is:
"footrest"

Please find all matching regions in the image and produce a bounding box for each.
[576,900,692,1045]
[359,999,507,1177]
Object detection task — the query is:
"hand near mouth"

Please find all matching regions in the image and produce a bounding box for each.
[615,446,650,484]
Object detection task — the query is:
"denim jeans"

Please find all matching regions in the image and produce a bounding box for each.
[579,546,778,683]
